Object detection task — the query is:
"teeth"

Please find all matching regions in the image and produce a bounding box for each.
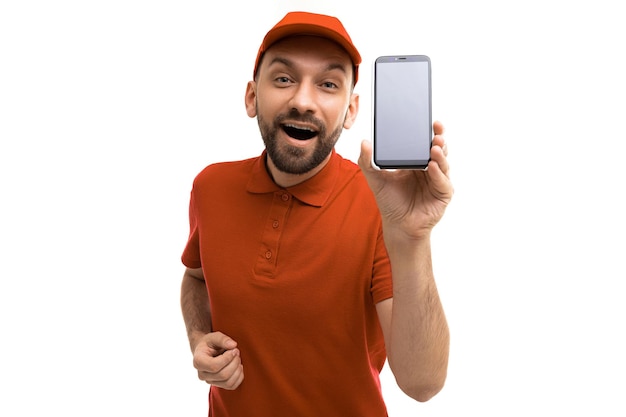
[284,123,315,132]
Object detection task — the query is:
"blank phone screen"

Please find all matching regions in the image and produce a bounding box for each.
[374,56,431,168]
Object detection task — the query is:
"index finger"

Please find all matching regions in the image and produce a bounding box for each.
[433,120,445,136]
[194,346,241,374]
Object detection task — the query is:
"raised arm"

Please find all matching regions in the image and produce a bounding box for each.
[359,121,452,402]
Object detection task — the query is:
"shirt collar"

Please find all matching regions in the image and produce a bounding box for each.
[246,150,340,207]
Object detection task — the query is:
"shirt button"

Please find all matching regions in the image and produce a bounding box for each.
[265,250,272,259]
[272,220,279,229]
[281,193,290,201]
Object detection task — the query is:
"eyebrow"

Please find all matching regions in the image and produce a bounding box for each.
[267,56,348,76]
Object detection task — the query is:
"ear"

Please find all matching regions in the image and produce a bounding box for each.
[343,93,359,129]
[244,81,257,118]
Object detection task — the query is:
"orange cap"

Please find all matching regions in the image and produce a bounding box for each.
[253,11,362,84]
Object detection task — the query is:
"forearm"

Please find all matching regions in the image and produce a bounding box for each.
[180,269,212,352]
[385,232,449,401]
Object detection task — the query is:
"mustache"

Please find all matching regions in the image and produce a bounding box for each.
[274,109,324,132]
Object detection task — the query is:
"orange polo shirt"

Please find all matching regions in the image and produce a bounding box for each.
[182,150,393,416]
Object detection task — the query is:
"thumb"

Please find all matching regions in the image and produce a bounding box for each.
[358,139,374,173]
[206,331,238,350]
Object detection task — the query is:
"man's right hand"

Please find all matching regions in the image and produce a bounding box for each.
[192,331,244,390]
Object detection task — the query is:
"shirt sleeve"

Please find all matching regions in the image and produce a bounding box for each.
[371,226,393,304]
[181,187,202,268]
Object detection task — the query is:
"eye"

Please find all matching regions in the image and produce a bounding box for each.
[275,76,292,84]
[321,81,338,89]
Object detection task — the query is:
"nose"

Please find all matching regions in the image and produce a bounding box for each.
[288,80,318,114]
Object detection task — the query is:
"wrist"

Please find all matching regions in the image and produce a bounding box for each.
[383,223,431,247]
[383,226,431,262]
[188,329,209,353]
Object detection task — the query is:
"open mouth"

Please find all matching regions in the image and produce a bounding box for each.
[281,123,318,141]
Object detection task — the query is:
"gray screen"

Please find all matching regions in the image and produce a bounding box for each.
[374,57,431,167]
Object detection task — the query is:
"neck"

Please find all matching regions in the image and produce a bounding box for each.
[266,153,332,188]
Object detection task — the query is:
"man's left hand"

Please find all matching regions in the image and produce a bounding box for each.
[358,120,453,240]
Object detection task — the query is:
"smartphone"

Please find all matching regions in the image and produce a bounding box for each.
[373,55,432,169]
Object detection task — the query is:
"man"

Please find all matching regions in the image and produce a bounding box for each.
[180,11,452,416]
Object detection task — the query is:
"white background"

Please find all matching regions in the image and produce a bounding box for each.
[1,0,625,415]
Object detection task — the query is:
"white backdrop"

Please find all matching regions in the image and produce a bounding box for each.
[1,0,625,416]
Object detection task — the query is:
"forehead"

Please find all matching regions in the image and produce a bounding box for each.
[261,35,353,74]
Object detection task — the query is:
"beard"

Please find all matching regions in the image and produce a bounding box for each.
[257,107,344,175]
